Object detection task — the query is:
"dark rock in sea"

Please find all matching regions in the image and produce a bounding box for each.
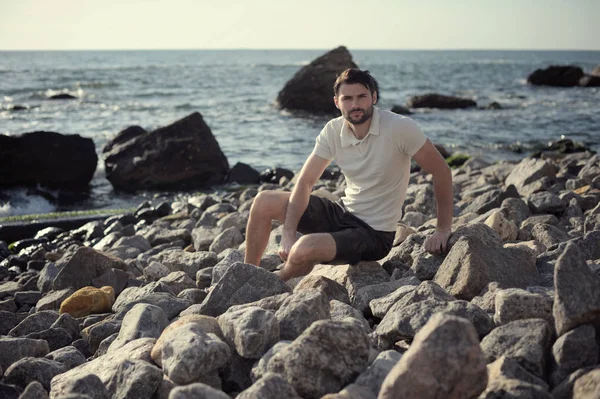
[48,93,77,100]
[0,131,97,188]
[579,74,600,87]
[391,105,412,115]
[527,65,584,87]
[259,167,295,184]
[484,101,502,110]
[103,112,230,191]
[406,93,477,109]
[227,162,260,184]
[276,46,358,113]
[4,104,28,111]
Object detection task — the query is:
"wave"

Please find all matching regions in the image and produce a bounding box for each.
[0,188,56,217]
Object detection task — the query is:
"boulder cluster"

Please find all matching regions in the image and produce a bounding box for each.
[0,146,599,398]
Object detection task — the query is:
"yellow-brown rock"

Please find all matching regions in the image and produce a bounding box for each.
[59,286,115,318]
[151,314,223,366]
[485,210,518,241]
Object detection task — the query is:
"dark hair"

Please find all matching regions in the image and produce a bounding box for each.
[333,68,379,97]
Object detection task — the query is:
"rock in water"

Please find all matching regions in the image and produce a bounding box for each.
[527,65,585,87]
[103,112,229,191]
[276,46,358,113]
[0,131,97,188]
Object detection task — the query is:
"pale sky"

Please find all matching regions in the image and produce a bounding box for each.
[0,0,598,50]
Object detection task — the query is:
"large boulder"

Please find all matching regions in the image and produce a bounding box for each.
[527,65,585,87]
[0,132,97,188]
[102,112,229,191]
[276,46,358,113]
[406,93,476,109]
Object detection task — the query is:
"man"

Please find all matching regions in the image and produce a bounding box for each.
[244,68,453,281]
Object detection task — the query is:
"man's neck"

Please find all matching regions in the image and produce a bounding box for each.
[347,117,372,140]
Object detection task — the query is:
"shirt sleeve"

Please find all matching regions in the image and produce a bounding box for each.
[312,123,334,160]
[394,117,428,156]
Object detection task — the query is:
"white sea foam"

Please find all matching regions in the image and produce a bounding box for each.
[0,190,56,217]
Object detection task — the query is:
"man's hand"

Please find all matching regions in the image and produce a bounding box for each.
[278,232,297,261]
[424,228,452,254]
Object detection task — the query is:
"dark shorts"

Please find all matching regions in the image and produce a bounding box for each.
[297,195,395,265]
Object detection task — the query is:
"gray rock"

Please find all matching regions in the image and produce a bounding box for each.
[369,285,418,319]
[81,319,122,354]
[501,197,532,226]
[50,338,155,397]
[177,288,207,304]
[158,271,196,295]
[8,310,59,337]
[486,356,549,391]
[25,327,72,352]
[161,324,231,385]
[0,297,17,312]
[19,381,49,399]
[0,310,19,335]
[504,158,556,196]
[218,350,254,393]
[217,212,248,232]
[52,247,127,291]
[209,226,244,255]
[330,299,371,331]
[107,246,141,260]
[355,350,402,397]
[218,306,279,359]
[378,313,487,399]
[447,222,504,250]
[528,192,567,215]
[37,263,59,293]
[45,346,86,371]
[353,277,420,314]
[0,281,22,298]
[168,383,230,399]
[191,226,219,252]
[494,288,553,326]
[374,299,493,349]
[198,262,290,317]
[293,275,351,304]
[14,291,42,307]
[51,313,81,341]
[105,359,163,399]
[107,304,169,354]
[36,288,75,312]
[551,366,600,399]
[3,357,66,390]
[480,318,553,378]
[142,227,191,247]
[550,324,599,387]
[113,235,151,252]
[237,372,301,399]
[211,249,245,284]
[519,214,559,240]
[267,319,370,399]
[91,268,129,296]
[531,224,571,248]
[471,282,501,315]
[93,232,123,252]
[143,261,171,282]
[52,373,110,399]
[411,250,445,280]
[479,378,552,399]
[250,341,292,382]
[553,243,600,336]
[149,250,217,279]
[434,235,539,300]
[112,291,191,320]
[275,289,330,340]
[585,213,600,233]
[196,267,213,288]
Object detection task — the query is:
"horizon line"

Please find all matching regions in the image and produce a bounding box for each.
[1,47,600,52]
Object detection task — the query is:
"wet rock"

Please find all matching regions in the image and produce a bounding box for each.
[379,313,487,399]
[406,93,477,109]
[267,319,370,399]
[276,46,357,113]
[527,65,585,87]
[103,112,229,190]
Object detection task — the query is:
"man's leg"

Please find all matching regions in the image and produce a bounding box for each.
[276,233,336,282]
[244,191,290,266]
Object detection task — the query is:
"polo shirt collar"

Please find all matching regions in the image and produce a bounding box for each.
[340,107,380,148]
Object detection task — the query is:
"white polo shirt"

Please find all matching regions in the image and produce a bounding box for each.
[313,107,427,232]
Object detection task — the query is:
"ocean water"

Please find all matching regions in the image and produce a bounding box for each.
[1,49,599,216]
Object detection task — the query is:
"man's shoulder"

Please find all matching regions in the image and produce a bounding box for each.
[321,115,345,136]
[379,108,417,127]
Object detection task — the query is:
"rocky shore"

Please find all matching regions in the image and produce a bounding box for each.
[0,145,599,398]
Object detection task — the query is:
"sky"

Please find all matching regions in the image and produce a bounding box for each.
[0,0,598,51]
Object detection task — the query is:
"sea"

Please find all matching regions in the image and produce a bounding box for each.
[1,49,599,217]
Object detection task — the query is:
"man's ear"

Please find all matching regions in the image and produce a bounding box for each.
[373,91,378,105]
[333,96,340,110]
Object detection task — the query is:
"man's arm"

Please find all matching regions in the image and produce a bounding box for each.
[279,153,332,260]
[412,139,454,253]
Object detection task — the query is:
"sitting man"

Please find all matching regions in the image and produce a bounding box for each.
[244,68,453,281]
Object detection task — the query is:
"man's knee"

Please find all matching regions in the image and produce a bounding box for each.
[250,190,288,220]
[288,234,335,265]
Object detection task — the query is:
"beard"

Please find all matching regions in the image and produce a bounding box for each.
[343,105,374,125]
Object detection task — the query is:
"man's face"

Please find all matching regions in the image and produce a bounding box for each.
[334,83,377,125]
